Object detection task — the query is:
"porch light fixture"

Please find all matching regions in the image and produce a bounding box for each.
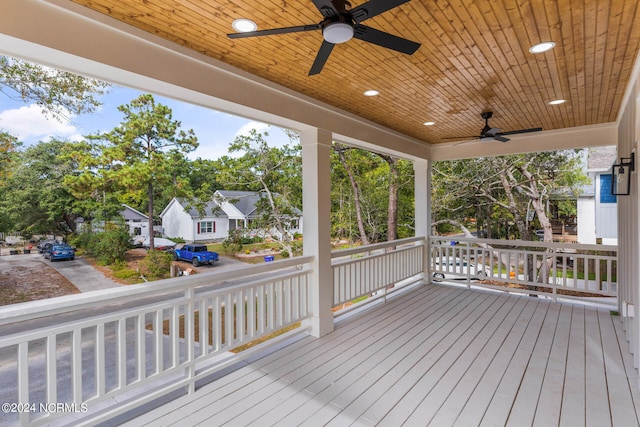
[363,89,379,96]
[423,121,435,126]
[549,99,566,105]
[232,18,257,33]
[529,41,556,54]
[611,152,635,196]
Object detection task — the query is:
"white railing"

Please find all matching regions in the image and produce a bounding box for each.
[430,236,617,305]
[0,256,313,426]
[331,237,425,307]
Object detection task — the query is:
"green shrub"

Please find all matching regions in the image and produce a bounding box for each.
[140,250,173,280]
[222,228,244,254]
[70,226,130,265]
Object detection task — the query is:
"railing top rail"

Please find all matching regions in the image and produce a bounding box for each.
[429,236,617,252]
[331,236,425,259]
[0,255,314,326]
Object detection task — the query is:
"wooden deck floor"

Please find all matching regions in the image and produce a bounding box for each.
[124,283,640,427]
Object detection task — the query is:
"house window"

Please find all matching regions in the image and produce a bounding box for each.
[600,174,617,204]
[197,221,215,234]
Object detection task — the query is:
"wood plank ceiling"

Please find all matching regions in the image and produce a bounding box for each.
[70,0,640,145]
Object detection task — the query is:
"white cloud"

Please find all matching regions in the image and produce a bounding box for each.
[234,121,270,138]
[0,104,81,143]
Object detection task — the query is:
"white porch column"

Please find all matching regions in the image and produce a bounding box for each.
[301,128,334,338]
[414,159,432,282]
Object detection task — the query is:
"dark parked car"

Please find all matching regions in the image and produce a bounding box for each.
[37,239,59,254]
[46,244,75,261]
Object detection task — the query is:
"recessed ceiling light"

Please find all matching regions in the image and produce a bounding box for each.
[549,99,566,105]
[423,121,435,126]
[529,41,556,54]
[363,90,379,97]
[232,18,257,33]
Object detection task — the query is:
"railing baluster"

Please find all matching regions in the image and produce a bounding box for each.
[154,309,163,374]
[171,307,179,367]
[213,296,222,351]
[96,324,105,396]
[117,318,127,389]
[17,342,29,425]
[46,333,58,404]
[72,329,82,403]
[136,313,145,382]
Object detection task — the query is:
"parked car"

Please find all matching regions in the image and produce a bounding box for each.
[173,244,218,267]
[142,237,177,251]
[46,244,75,261]
[37,239,59,254]
[432,257,491,280]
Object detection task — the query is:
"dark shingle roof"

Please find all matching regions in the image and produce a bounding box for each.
[217,190,262,216]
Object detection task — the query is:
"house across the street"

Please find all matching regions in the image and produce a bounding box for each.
[75,204,159,239]
[160,190,302,242]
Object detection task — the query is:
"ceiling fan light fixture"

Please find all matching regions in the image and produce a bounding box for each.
[529,41,556,54]
[363,90,379,97]
[549,99,566,105]
[323,22,354,44]
[232,18,257,33]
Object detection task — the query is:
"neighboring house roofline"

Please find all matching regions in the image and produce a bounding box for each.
[121,203,148,219]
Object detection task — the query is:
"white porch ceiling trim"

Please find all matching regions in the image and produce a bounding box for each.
[0,0,429,161]
[430,123,619,161]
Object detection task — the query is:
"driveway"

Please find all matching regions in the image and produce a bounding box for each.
[35,253,122,292]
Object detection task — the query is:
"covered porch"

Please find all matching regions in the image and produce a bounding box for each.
[2,1,640,426]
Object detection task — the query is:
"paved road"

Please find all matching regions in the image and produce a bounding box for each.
[2,251,247,293]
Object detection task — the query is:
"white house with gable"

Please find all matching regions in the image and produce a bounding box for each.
[160,190,302,242]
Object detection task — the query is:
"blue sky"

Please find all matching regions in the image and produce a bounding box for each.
[0,84,293,160]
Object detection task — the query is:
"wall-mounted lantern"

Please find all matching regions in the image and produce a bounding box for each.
[611,152,635,196]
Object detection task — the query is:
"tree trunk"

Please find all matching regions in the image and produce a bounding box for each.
[374,153,399,242]
[148,180,154,251]
[493,158,529,239]
[260,181,294,258]
[336,146,370,245]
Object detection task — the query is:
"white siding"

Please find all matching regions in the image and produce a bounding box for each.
[616,80,639,378]
[577,197,597,244]
[161,201,196,241]
[194,218,229,241]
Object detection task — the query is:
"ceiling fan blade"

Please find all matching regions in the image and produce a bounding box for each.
[441,135,479,140]
[311,0,340,18]
[351,0,411,23]
[493,135,510,142]
[497,127,543,136]
[353,25,420,54]
[484,127,502,137]
[309,40,335,75]
[228,24,321,39]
